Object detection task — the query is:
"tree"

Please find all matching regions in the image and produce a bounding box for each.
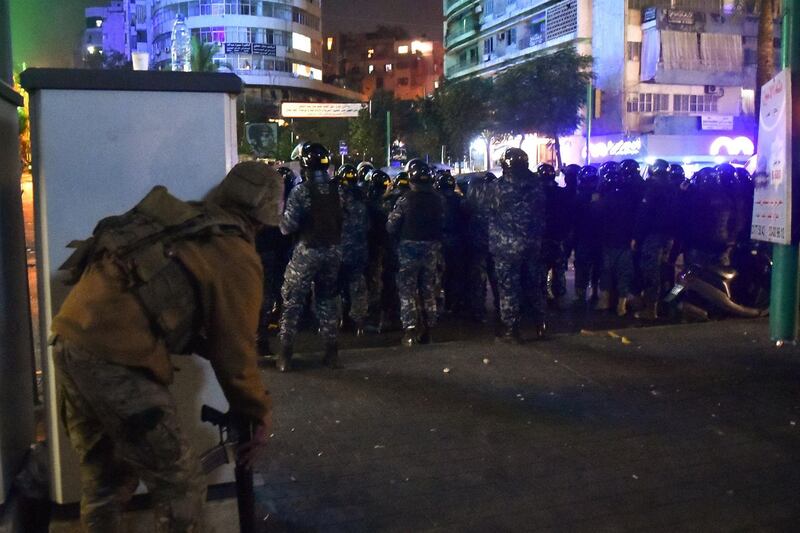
[348,90,396,163]
[755,0,776,123]
[191,37,225,72]
[494,47,593,167]
[435,77,494,169]
[404,96,445,163]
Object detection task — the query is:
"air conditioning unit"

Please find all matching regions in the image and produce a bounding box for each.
[475,5,483,13]
[704,84,724,96]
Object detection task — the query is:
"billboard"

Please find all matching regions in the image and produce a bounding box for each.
[245,122,278,157]
[281,102,368,118]
[751,69,793,244]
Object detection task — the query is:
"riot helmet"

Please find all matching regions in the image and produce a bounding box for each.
[691,167,717,189]
[577,165,599,193]
[667,164,685,186]
[734,167,752,187]
[405,158,433,184]
[562,164,581,190]
[365,169,391,198]
[336,164,359,188]
[598,161,620,182]
[500,148,529,175]
[435,170,456,192]
[619,159,641,180]
[647,159,670,180]
[537,163,557,182]
[484,171,498,183]
[715,163,737,188]
[393,171,411,190]
[356,161,375,181]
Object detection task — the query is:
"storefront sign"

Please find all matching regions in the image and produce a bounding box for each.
[709,135,755,157]
[529,12,546,47]
[588,137,643,159]
[667,9,695,25]
[752,69,792,244]
[700,115,734,131]
[281,102,368,118]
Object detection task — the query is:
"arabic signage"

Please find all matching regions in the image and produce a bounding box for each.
[708,135,755,156]
[752,69,793,244]
[700,115,734,131]
[281,102,368,118]
[588,137,643,159]
[224,42,277,56]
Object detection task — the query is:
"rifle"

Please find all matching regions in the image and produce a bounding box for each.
[200,405,255,533]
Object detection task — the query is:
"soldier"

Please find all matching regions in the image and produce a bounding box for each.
[435,170,468,315]
[50,161,279,532]
[632,159,680,320]
[464,171,499,322]
[337,164,370,336]
[386,159,444,346]
[489,148,546,343]
[277,142,343,372]
[573,165,602,303]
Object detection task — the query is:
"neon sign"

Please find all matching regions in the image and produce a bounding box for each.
[588,137,642,159]
[709,136,755,157]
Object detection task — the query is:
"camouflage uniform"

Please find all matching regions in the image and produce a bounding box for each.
[54,340,205,533]
[339,186,370,325]
[440,188,468,314]
[386,186,444,330]
[463,177,499,321]
[379,189,406,327]
[365,199,388,327]
[488,170,545,329]
[280,181,342,346]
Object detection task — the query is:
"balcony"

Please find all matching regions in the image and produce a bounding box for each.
[445,24,478,48]
[445,0,474,17]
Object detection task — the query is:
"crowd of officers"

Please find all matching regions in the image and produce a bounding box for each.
[262,142,755,370]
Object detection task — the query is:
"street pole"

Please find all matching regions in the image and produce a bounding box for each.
[386,110,391,168]
[585,83,593,165]
[770,0,800,344]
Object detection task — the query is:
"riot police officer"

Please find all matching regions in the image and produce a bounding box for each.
[278,142,343,372]
[464,171,499,322]
[539,163,572,309]
[386,159,444,346]
[337,164,370,335]
[489,148,546,343]
[363,168,392,330]
[573,165,602,303]
[436,170,468,315]
[632,159,679,320]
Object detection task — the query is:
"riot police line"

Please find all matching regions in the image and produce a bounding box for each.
[259,142,763,370]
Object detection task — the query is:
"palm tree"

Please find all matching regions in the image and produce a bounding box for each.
[755,0,776,121]
[190,37,227,72]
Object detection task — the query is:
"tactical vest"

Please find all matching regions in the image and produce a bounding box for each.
[399,190,443,242]
[59,186,250,355]
[299,182,342,248]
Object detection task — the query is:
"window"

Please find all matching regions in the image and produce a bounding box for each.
[484,37,494,55]
[627,41,641,61]
[385,63,393,72]
[398,45,409,54]
[326,37,333,51]
[137,30,147,43]
[368,64,374,74]
[292,32,311,53]
[367,48,374,58]
[507,28,517,45]
[627,93,669,113]
[673,94,718,113]
[398,77,409,86]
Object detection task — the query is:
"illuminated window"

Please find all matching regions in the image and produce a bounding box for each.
[96,19,103,28]
[411,40,433,54]
[326,37,334,50]
[367,48,374,58]
[385,63,392,72]
[398,45,409,54]
[292,32,312,53]
[368,64,374,73]
[434,81,440,89]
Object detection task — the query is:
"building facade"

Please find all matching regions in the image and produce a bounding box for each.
[445,0,774,170]
[324,31,444,100]
[82,0,361,107]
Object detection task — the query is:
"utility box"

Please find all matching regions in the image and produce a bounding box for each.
[21,68,243,504]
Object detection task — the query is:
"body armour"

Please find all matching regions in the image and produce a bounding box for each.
[400,190,444,242]
[58,186,249,354]
[300,182,343,248]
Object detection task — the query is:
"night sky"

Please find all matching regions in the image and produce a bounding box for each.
[9,0,443,68]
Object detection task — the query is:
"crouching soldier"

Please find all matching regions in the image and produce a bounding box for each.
[51,161,280,532]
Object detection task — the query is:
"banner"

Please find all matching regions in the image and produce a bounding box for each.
[281,102,367,118]
[752,69,792,244]
[245,122,277,157]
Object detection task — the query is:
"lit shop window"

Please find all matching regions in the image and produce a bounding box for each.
[292,32,312,53]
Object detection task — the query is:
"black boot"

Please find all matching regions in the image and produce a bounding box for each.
[322,342,342,369]
[354,320,365,338]
[534,321,547,340]
[496,324,522,345]
[256,335,273,356]
[276,343,293,373]
[402,327,418,347]
[418,323,432,345]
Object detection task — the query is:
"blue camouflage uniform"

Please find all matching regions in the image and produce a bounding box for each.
[339,186,370,325]
[279,181,342,346]
[488,170,545,329]
[464,176,499,321]
[386,184,444,331]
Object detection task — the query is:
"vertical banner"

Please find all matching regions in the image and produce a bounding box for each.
[752,69,793,244]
